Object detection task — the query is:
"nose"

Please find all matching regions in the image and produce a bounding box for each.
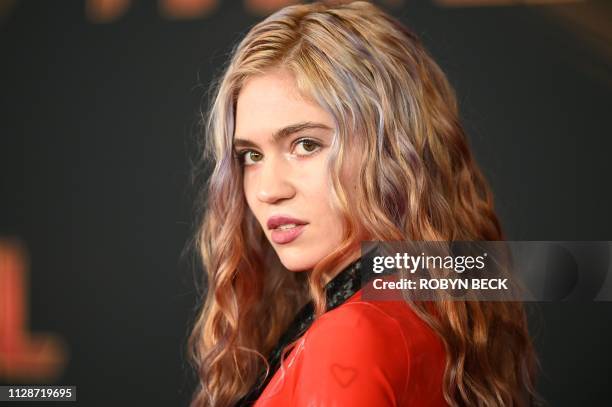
[255,155,296,204]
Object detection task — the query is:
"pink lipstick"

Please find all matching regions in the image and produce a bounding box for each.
[267,215,308,245]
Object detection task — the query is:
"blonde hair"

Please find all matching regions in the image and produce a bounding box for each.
[188,1,538,406]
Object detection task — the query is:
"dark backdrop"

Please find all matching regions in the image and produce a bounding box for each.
[0,0,610,406]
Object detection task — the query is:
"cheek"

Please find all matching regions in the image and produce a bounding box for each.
[297,158,331,204]
[301,167,343,228]
[242,173,259,216]
[342,156,361,192]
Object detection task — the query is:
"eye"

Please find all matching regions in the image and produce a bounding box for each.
[235,150,263,166]
[293,138,321,156]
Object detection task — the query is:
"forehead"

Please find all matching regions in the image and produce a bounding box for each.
[234,69,334,140]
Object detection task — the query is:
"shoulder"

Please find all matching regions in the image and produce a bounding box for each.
[305,299,410,360]
[291,298,412,406]
[284,293,448,406]
[306,291,442,356]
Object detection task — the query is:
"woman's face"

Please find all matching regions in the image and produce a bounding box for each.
[234,68,358,272]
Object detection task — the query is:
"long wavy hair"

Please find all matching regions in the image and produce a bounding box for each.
[187,1,538,406]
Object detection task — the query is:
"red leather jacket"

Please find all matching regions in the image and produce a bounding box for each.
[254,288,448,406]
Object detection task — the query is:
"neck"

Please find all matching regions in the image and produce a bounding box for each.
[320,248,362,286]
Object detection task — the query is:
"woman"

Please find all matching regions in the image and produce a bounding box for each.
[187,1,538,406]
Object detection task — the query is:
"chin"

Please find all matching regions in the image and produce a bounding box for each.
[278,256,316,272]
[274,246,320,272]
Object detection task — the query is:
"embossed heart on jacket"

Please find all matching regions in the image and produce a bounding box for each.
[330,363,358,388]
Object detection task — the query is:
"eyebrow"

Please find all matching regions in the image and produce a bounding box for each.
[233,121,333,149]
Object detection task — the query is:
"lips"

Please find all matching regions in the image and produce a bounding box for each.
[267,215,308,245]
[267,215,308,230]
